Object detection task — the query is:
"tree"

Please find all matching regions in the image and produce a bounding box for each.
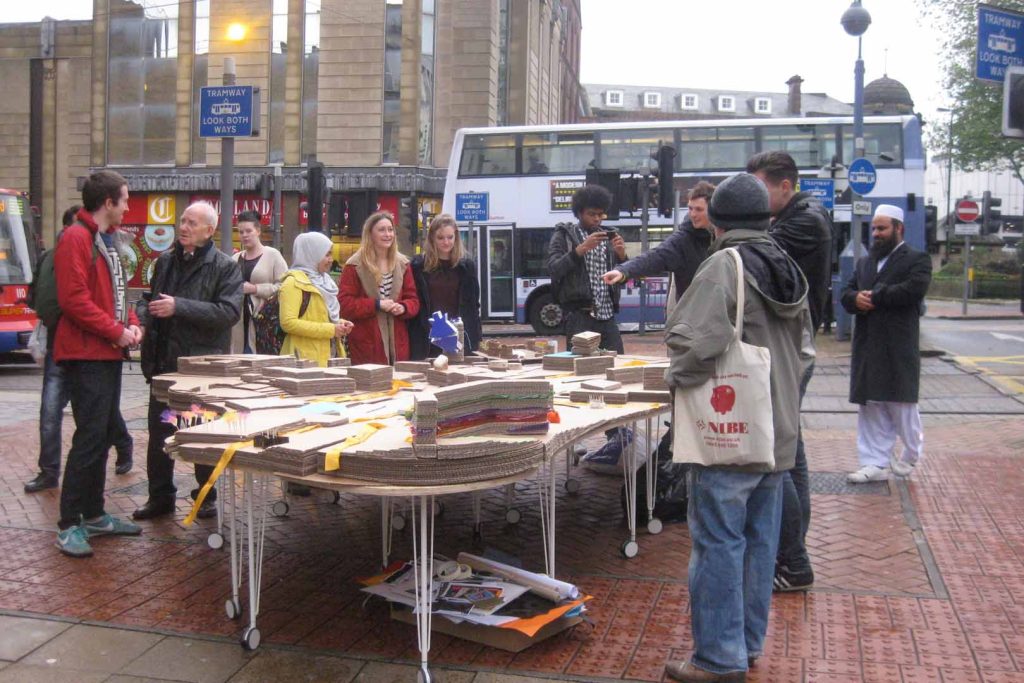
[921,0,1024,186]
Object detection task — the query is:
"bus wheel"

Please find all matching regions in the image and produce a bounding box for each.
[528,292,563,335]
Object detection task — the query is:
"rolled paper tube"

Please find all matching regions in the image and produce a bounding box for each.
[456,552,580,602]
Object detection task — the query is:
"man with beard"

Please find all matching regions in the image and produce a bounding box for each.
[841,204,932,483]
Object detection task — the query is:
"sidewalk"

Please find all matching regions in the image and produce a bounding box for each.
[0,355,1022,682]
[924,298,1022,320]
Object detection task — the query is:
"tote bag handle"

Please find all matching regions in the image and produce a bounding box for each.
[726,248,745,342]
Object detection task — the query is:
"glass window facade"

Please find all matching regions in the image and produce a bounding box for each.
[459,134,517,176]
[598,129,668,171]
[302,0,320,160]
[497,0,510,126]
[679,127,755,171]
[841,123,903,167]
[383,0,403,163]
[418,0,435,165]
[269,0,288,164]
[522,132,595,174]
[107,0,179,165]
[191,0,209,164]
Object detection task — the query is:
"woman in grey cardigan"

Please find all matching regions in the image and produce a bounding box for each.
[231,210,288,353]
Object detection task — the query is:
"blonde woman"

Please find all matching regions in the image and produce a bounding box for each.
[339,210,420,365]
[408,213,482,360]
[231,210,287,353]
[280,232,353,367]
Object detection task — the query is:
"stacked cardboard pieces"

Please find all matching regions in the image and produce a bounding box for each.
[570,331,601,355]
[347,364,394,392]
[412,380,553,445]
[263,365,357,396]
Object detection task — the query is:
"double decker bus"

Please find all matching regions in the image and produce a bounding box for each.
[442,115,925,334]
[0,189,39,353]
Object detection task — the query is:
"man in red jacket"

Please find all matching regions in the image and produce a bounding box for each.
[52,170,143,558]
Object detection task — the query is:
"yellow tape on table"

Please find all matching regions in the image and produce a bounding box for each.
[323,421,388,472]
[183,439,253,526]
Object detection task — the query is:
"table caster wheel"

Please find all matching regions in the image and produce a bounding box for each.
[621,540,639,559]
[271,500,290,517]
[317,490,341,505]
[647,517,663,535]
[432,500,444,516]
[391,514,406,531]
[505,508,522,525]
[417,666,433,683]
[207,533,224,550]
[241,626,261,651]
[225,598,242,620]
[573,444,586,466]
[564,478,580,494]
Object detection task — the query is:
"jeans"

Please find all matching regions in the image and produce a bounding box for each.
[58,360,124,529]
[777,362,815,572]
[687,466,783,674]
[39,351,132,479]
[146,391,215,503]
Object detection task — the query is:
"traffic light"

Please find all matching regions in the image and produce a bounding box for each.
[655,144,676,218]
[327,195,346,236]
[584,168,621,221]
[924,205,938,252]
[982,190,1002,235]
[303,161,325,232]
[1002,66,1024,137]
[346,190,378,237]
[399,194,417,245]
[256,173,274,200]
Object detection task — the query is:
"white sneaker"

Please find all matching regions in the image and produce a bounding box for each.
[847,464,889,484]
[890,456,915,478]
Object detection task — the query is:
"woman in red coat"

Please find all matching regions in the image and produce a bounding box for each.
[339,210,420,365]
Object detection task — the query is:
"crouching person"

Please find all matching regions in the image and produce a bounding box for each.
[133,202,243,521]
[663,173,813,682]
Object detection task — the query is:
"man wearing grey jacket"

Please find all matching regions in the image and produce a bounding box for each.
[663,173,814,683]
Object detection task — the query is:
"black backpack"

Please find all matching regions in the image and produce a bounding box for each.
[252,284,312,355]
[27,227,98,330]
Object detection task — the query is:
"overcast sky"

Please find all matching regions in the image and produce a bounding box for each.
[12,0,948,142]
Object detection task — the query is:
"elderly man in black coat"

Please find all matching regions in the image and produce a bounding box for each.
[841,204,932,484]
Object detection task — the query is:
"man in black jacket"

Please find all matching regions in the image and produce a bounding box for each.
[841,204,931,484]
[546,184,626,352]
[747,151,833,593]
[602,181,714,299]
[133,202,243,521]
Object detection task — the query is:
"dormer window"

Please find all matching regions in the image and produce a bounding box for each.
[717,95,735,112]
[643,92,661,108]
[605,90,624,107]
[754,97,772,114]
[680,93,699,111]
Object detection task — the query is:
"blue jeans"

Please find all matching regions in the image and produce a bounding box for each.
[687,466,783,675]
[777,362,815,572]
[38,351,132,479]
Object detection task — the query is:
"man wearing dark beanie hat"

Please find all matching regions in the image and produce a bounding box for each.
[663,172,815,682]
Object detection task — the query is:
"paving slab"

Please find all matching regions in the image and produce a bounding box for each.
[0,663,109,683]
[0,614,71,661]
[226,649,362,683]
[117,637,252,683]
[352,662,475,683]
[20,624,161,674]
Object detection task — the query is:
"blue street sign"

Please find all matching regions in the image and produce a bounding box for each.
[977,4,1024,83]
[848,158,877,196]
[455,192,489,222]
[199,85,260,138]
[799,178,835,211]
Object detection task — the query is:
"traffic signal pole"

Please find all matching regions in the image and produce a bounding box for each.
[219,57,236,254]
[962,233,970,316]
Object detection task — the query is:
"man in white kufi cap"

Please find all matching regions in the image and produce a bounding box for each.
[840,204,933,484]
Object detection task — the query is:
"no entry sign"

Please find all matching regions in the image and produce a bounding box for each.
[956,199,980,223]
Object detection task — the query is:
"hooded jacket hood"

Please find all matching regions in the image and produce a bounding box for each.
[713,229,808,319]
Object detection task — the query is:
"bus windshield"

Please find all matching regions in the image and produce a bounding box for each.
[0,193,36,285]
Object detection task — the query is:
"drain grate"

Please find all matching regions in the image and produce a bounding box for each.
[810,472,890,495]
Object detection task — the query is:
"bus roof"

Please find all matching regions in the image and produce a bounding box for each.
[455,115,915,137]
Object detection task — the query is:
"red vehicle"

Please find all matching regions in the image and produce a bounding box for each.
[0,189,39,353]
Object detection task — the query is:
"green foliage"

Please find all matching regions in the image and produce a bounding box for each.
[920,0,1024,185]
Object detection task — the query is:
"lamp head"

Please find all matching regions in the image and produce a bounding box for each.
[841,1,871,38]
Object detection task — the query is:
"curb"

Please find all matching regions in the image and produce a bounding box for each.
[932,314,1024,321]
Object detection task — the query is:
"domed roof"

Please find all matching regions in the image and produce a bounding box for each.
[864,75,914,114]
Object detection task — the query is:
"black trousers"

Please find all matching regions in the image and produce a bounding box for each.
[146,391,215,503]
[59,360,123,529]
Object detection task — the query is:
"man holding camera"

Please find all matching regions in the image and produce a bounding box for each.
[547,184,627,352]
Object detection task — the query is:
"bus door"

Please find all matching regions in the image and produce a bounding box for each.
[461,222,516,320]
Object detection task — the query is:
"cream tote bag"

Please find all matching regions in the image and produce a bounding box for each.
[672,248,775,468]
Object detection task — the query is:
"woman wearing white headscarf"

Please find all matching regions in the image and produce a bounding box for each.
[280,232,353,367]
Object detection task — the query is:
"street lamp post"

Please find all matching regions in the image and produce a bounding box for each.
[836,1,871,342]
[937,107,954,263]
[219,56,236,254]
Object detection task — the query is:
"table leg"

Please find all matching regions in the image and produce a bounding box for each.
[225,469,242,621]
[410,495,435,683]
[621,422,640,559]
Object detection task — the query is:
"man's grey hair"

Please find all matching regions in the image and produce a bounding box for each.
[184,201,218,228]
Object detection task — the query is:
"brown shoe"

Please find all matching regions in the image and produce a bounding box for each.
[665,660,746,682]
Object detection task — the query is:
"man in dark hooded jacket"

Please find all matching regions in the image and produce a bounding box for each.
[663,173,814,683]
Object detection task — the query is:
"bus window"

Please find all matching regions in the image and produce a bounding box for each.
[841,123,902,167]
[679,127,755,172]
[759,124,834,168]
[521,132,595,174]
[516,228,553,278]
[597,129,667,172]
[0,195,35,285]
[458,133,516,176]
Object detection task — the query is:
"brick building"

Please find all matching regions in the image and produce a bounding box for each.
[0,0,581,263]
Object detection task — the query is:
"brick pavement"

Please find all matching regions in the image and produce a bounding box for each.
[0,341,1023,682]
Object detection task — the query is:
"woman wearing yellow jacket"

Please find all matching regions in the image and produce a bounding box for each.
[280,232,353,366]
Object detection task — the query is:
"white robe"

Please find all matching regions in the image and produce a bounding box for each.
[856,401,924,468]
